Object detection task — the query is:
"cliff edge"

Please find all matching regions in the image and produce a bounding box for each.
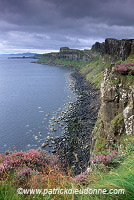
[36,38,134,172]
[92,38,134,155]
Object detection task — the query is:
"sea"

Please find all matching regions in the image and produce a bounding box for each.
[0,56,77,153]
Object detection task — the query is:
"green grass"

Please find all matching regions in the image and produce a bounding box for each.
[37,47,134,90]
[111,66,134,88]
[38,56,90,69]
[37,56,52,64]
[6,48,132,200]
[111,50,134,87]
[119,74,134,87]
[54,58,90,68]
[1,154,134,200]
[127,47,134,61]
[0,182,22,200]
[37,53,112,89]
[75,154,134,200]
[80,55,111,89]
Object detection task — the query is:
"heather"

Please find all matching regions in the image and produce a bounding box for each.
[0,39,134,200]
[0,140,134,200]
[0,149,58,175]
[90,150,124,171]
[113,63,134,75]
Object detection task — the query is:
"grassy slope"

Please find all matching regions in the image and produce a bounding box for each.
[80,55,111,89]
[37,56,91,68]
[1,52,134,200]
[37,54,111,89]
[0,153,133,200]
[76,154,134,200]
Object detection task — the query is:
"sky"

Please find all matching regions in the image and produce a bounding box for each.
[0,0,134,54]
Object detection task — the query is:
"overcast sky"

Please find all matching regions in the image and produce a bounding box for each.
[0,0,134,54]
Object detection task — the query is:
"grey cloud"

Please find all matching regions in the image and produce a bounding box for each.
[1,0,134,27]
[0,0,134,53]
[49,0,134,26]
[0,0,59,23]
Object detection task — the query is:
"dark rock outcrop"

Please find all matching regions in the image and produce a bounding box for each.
[42,47,92,61]
[39,38,134,174]
[42,38,134,63]
[93,66,134,154]
[101,67,134,137]
[92,38,134,61]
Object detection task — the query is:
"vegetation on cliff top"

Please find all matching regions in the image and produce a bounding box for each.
[0,137,134,199]
[37,52,112,89]
[1,39,134,199]
[37,56,90,68]
[80,54,111,88]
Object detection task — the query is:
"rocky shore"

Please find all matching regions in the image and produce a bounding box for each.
[50,70,100,175]
[35,59,100,175]
[36,38,134,175]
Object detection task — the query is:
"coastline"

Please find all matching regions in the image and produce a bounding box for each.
[36,61,100,175]
[53,71,100,175]
[33,60,77,70]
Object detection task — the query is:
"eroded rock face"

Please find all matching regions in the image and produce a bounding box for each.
[92,38,134,61]
[123,88,134,135]
[43,47,92,61]
[100,67,134,145]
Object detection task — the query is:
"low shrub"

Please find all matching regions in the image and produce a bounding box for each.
[0,149,58,180]
[113,63,134,75]
[90,150,124,171]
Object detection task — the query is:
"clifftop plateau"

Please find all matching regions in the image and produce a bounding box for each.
[37,38,134,63]
[1,38,134,200]
[36,38,134,172]
[92,38,134,61]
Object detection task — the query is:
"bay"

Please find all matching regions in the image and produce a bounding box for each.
[0,56,76,153]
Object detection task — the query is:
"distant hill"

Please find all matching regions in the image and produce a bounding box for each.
[1,52,36,57]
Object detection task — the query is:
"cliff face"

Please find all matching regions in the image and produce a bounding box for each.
[43,38,134,63]
[43,47,92,61]
[99,68,134,146]
[92,40,134,154]
[92,38,134,61]
[38,38,134,171]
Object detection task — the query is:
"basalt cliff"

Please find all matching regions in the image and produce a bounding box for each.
[40,47,92,61]
[37,38,134,174]
[91,39,134,155]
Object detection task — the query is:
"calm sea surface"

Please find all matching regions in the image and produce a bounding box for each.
[0,56,76,153]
